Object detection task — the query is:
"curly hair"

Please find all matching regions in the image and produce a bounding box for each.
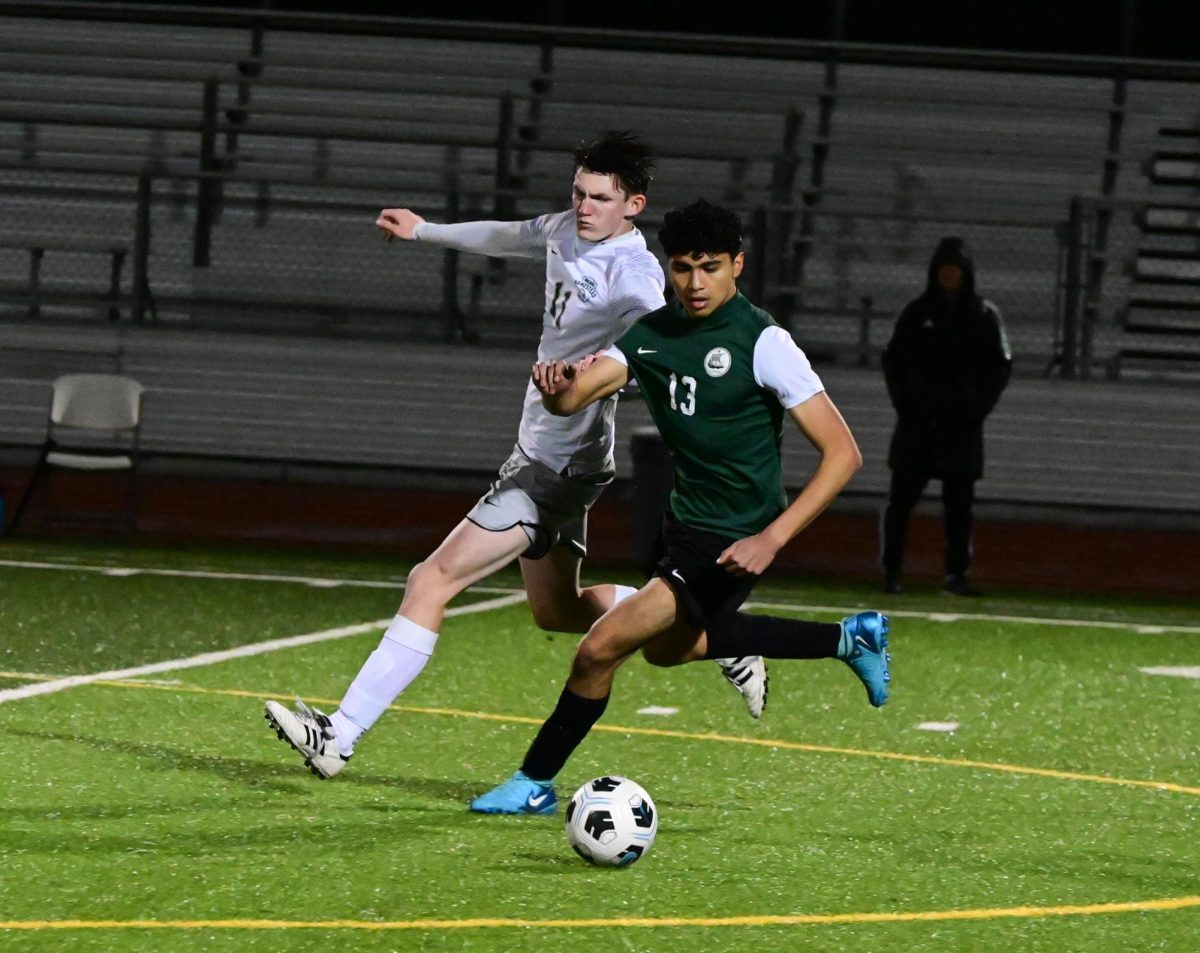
[657,199,743,257]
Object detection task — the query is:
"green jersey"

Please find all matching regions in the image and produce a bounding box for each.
[614,292,824,538]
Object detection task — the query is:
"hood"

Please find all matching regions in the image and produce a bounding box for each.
[925,236,976,299]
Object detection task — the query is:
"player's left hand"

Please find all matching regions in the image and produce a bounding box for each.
[376,207,423,242]
[716,534,780,576]
[531,359,576,395]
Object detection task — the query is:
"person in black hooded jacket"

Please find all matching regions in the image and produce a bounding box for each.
[880,236,1011,596]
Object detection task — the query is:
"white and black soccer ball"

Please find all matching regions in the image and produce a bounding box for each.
[564,776,657,867]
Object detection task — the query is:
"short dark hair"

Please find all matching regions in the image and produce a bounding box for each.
[573,131,654,197]
[657,199,743,257]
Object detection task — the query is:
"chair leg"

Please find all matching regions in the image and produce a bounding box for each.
[4,446,50,537]
[124,465,140,534]
[40,462,57,530]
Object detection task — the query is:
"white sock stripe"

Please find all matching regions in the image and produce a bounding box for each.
[382,615,439,655]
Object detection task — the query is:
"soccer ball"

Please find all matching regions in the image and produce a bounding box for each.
[564,776,658,867]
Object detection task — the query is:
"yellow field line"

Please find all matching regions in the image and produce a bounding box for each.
[3,895,1200,931]
[3,671,1198,797]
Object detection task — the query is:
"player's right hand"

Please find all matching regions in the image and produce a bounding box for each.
[716,533,779,576]
[376,208,424,242]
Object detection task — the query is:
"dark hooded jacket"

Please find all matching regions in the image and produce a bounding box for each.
[882,237,1012,479]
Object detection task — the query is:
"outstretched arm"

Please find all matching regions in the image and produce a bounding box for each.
[717,392,862,575]
[532,355,629,416]
[375,207,425,241]
[376,208,544,258]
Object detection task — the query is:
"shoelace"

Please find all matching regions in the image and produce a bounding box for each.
[294,698,334,735]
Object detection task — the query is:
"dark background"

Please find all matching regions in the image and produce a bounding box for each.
[118,0,1195,61]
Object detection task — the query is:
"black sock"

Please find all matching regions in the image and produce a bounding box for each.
[703,611,841,660]
[520,686,609,782]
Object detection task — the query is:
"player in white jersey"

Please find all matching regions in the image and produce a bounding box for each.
[264,133,768,780]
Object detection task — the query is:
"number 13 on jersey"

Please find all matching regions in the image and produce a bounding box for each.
[668,373,697,416]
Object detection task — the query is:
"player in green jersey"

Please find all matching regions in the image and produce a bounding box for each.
[471,200,891,815]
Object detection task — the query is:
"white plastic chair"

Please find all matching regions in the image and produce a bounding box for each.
[5,374,144,535]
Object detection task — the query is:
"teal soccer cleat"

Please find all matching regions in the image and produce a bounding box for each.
[838,611,891,707]
[469,771,558,815]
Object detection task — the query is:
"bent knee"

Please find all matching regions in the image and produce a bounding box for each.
[571,629,623,679]
[403,558,460,609]
[405,559,440,593]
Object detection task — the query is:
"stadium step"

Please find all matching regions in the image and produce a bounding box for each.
[1139,204,1200,237]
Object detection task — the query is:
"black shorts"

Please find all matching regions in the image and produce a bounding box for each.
[652,510,760,627]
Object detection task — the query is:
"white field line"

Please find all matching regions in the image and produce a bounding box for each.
[1139,666,1200,679]
[1,557,1194,633]
[0,592,527,705]
[0,559,518,594]
[745,602,1200,635]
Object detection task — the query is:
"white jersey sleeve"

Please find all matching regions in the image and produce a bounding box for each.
[601,344,628,366]
[607,257,667,325]
[414,215,549,259]
[753,326,825,408]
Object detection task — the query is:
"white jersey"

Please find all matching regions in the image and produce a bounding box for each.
[416,210,665,475]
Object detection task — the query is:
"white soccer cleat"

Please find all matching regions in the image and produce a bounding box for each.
[716,656,769,719]
[264,698,351,779]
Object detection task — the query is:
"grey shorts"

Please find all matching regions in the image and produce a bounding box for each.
[466,446,613,559]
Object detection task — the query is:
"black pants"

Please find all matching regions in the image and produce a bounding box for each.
[880,468,975,578]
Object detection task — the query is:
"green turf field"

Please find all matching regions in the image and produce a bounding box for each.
[1,538,1197,952]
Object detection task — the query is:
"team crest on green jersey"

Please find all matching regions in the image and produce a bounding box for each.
[704,347,732,377]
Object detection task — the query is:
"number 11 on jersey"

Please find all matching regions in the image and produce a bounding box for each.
[550,281,573,328]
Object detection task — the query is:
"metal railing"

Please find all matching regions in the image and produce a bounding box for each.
[6,2,1200,82]
[5,1,1200,369]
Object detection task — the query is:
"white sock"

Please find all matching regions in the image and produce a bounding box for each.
[328,709,363,755]
[612,584,638,606]
[333,615,438,755]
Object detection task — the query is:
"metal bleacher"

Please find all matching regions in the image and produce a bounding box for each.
[3,321,1197,518]
[800,64,1114,362]
[0,13,545,340]
[1,4,1199,522]
[1105,125,1200,378]
[2,10,1192,357]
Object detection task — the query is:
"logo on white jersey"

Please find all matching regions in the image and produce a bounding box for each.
[574,276,600,302]
[704,347,732,377]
